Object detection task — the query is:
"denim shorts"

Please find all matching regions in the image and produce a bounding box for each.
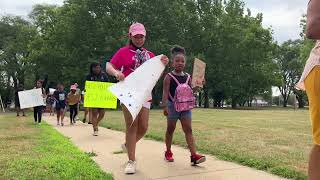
[167,101,192,121]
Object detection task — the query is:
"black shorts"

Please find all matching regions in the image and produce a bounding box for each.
[55,102,66,111]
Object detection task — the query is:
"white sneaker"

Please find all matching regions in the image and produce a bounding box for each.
[93,131,98,136]
[121,143,127,153]
[57,122,60,126]
[124,160,136,174]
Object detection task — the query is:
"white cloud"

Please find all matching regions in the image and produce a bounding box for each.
[0,0,63,17]
[244,0,307,43]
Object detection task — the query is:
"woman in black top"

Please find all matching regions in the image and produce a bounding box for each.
[34,80,46,124]
[85,62,108,136]
[15,84,25,117]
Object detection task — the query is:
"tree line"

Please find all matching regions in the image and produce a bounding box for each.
[0,0,314,108]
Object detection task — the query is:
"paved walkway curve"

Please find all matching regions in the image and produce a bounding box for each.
[44,115,285,180]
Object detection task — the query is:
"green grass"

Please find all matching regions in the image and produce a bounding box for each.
[97,108,311,180]
[0,113,112,180]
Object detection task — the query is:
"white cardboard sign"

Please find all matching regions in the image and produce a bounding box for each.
[18,88,45,109]
[109,55,165,121]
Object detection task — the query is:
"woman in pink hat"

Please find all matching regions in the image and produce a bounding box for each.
[106,22,169,174]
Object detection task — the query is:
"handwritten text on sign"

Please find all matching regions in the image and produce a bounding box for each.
[84,81,117,109]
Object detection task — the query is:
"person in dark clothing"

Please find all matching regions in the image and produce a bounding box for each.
[53,83,67,126]
[34,80,46,124]
[85,62,108,136]
[15,84,25,117]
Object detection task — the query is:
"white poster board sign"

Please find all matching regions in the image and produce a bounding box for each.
[109,55,165,121]
[18,89,45,109]
[49,88,56,95]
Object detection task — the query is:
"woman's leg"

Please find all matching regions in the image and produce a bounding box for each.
[56,109,61,124]
[92,109,99,131]
[70,105,74,123]
[61,107,65,125]
[38,107,43,123]
[83,108,88,122]
[96,109,105,128]
[16,107,20,116]
[74,104,79,122]
[135,107,149,142]
[88,108,93,124]
[34,107,38,122]
[122,105,138,161]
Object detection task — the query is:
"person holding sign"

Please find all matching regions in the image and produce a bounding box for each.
[162,46,206,165]
[15,84,26,117]
[33,80,46,124]
[53,83,67,126]
[106,22,169,174]
[296,1,320,179]
[85,62,109,136]
[67,85,81,125]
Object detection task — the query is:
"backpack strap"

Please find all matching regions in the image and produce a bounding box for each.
[168,73,180,85]
[185,73,191,85]
[167,73,179,102]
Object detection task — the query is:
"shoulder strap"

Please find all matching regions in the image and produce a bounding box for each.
[185,73,191,84]
[167,73,176,101]
[168,73,181,85]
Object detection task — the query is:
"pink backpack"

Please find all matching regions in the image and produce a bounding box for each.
[168,73,196,112]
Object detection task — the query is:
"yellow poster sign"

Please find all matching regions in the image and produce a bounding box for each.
[84,81,117,109]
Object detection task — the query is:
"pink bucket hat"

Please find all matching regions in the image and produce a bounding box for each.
[70,85,77,90]
[129,22,146,37]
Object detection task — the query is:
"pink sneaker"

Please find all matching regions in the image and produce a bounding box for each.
[191,154,206,165]
[164,150,174,162]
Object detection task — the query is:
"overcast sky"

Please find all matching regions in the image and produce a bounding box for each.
[0,0,308,43]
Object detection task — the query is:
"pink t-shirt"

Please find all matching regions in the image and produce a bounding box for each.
[110,45,155,77]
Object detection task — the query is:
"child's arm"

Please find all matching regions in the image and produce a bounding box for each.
[162,75,171,116]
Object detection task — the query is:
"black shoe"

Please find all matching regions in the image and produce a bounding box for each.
[88,122,92,124]
[82,119,86,123]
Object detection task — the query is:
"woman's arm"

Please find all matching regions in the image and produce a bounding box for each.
[306,0,320,39]
[106,62,125,81]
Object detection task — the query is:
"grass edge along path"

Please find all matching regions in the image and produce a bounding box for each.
[0,113,113,180]
[100,109,307,180]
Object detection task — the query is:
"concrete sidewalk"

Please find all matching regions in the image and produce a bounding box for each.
[44,115,285,180]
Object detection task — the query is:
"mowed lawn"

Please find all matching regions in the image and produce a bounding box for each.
[100,108,312,179]
[0,113,112,180]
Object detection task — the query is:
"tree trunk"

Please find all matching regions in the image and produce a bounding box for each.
[283,96,288,107]
[231,98,237,109]
[297,96,305,108]
[295,91,305,108]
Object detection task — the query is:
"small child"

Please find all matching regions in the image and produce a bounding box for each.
[67,85,81,125]
[54,83,67,126]
[162,46,206,165]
